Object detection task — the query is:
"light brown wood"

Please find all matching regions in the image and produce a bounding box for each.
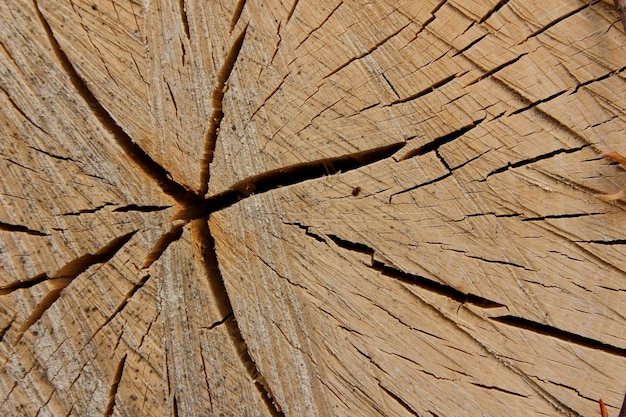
[1,0,625,416]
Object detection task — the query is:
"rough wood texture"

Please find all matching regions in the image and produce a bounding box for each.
[1,0,625,416]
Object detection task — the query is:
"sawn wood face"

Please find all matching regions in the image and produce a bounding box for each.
[0,0,624,416]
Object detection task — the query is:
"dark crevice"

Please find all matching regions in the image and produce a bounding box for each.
[230,0,247,32]
[572,65,626,94]
[199,142,406,217]
[509,90,566,115]
[284,222,326,243]
[465,53,527,87]
[15,230,137,343]
[381,73,400,99]
[326,234,374,255]
[32,0,199,207]
[452,33,488,57]
[112,204,171,213]
[387,74,456,106]
[389,173,452,202]
[379,385,419,416]
[193,220,284,416]
[141,222,185,269]
[470,382,528,398]
[62,202,116,216]
[479,0,510,24]
[483,145,590,179]
[576,239,626,245]
[172,395,179,417]
[104,354,127,417]
[398,119,484,161]
[465,254,532,271]
[165,80,178,115]
[325,234,504,309]
[178,0,190,39]
[286,0,300,22]
[0,221,48,236]
[491,315,626,357]
[372,260,505,309]
[203,313,233,330]
[522,212,604,221]
[28,146,75,162]
[0,273,50,295]
[520,3,591,43]
[200,25,248,196]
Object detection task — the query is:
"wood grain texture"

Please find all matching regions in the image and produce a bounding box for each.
[1,0,625,416]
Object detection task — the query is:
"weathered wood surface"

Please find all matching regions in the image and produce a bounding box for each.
[1,0,625,416]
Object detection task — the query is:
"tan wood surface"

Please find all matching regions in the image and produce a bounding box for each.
[1,0,625,416]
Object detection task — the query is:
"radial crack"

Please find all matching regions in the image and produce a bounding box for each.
[32,0,199,206]
[15,230,137,343]
[0,221,48,236]
[199,25,248,196]
[104,354,127,417]
[491,315,626,357]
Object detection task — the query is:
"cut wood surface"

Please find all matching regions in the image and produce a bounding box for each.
[1,0,625,416]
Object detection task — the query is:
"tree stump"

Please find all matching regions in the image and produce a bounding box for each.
[1,0,625,416]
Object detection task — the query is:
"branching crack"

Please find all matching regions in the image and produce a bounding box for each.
[324,234,505,309]
[14,230,137,343]
[398,118,484,161]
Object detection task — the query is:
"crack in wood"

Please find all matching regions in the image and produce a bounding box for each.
[519,3,592,44]
[398,118,484,161]
[479,0,510,24]
[14,230,137,343]
[178,0,190,39]
[104,354,127,417]
[295,2,343,50]
[32,0,199,207]
[490,315,626,357]
[230,0,247,33]
[199,25,248,196]
[483,145,590,180]
[387,74,457,106]
[322,22,411,81]
[0,273,50,296]
[0,221,48,236]
[322,233,506,310]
